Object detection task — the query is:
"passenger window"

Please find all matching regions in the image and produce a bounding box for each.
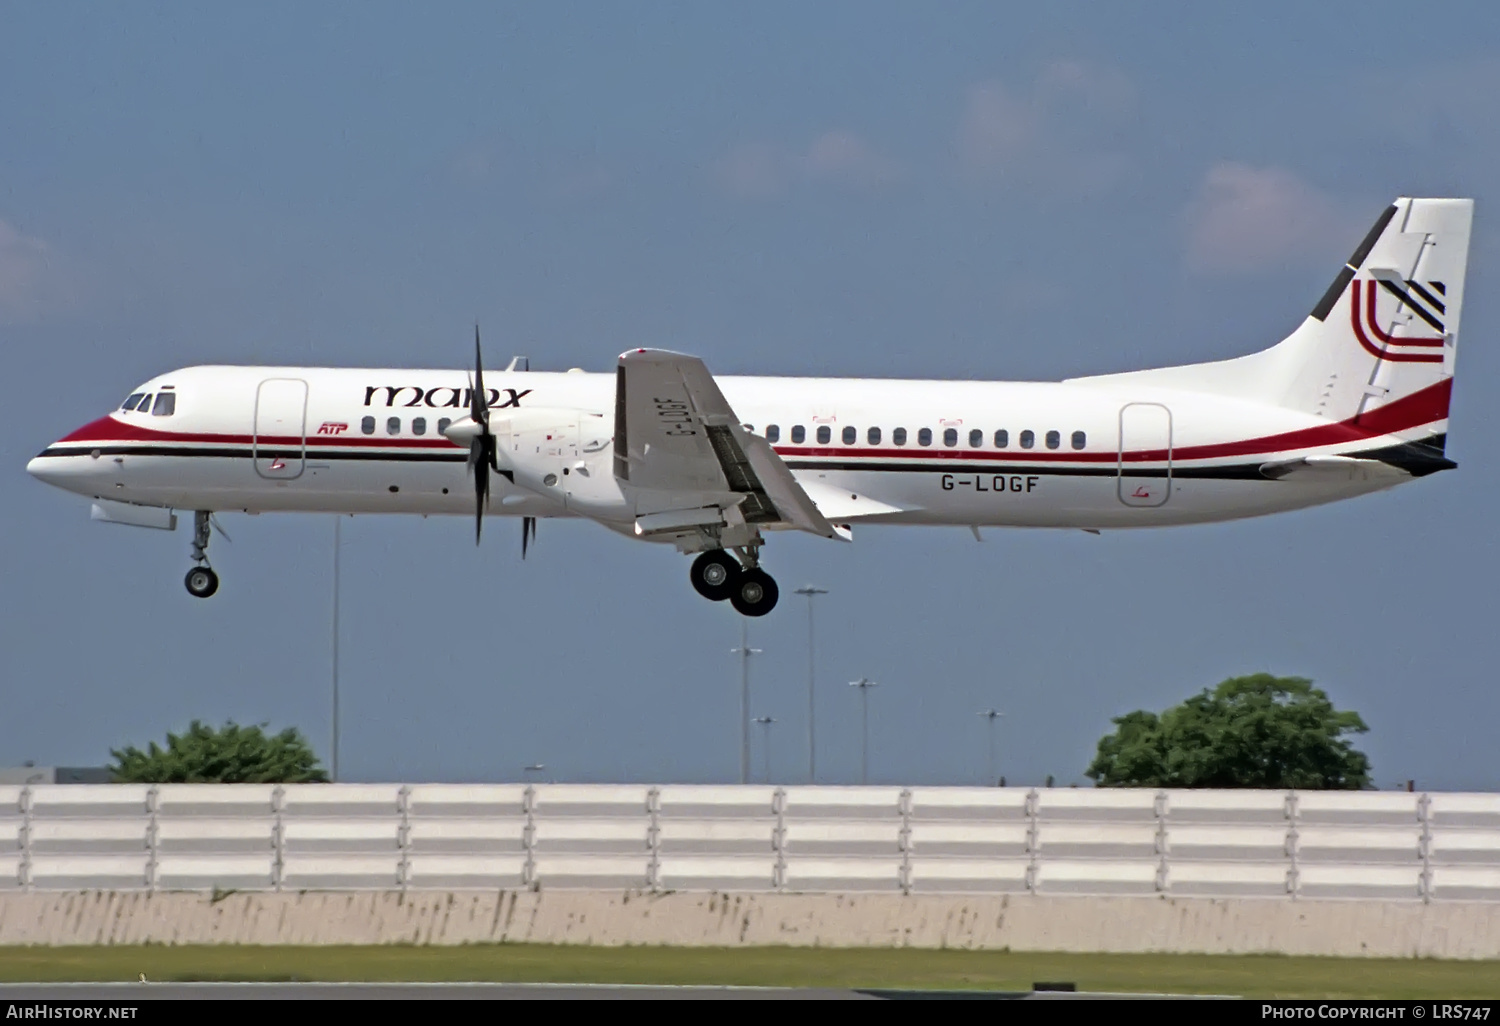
[1020,430,1035,449]
[994,429,1008,448]
[816,425,831,445]
[968,429,982,448]
[151,393,176,416]
[943,428,958,447]
[867,426,881,445]
[791,425,806,444]
[1071,430,1086,450]
[412,417,427,436]
[766,425,780,443]
[1045,430,1060,450]
[121,393,145,411]
[387,417,401,435]
[361,416,376,435]
[918,428,932,447]
[437,417,452,435]
[892,427,907,446]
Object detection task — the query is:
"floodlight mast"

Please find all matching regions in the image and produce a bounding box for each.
[849,678,879,785]
[978,709,1005,786]
[793,585,828,783]
[730,623,762,784]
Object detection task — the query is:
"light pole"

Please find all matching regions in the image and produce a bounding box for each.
[793,585,828,784]
[730,623,762,785]
[753,716,775,784]
[331,516,342,783]
[849,678,879,785]
[977,709,1004,786]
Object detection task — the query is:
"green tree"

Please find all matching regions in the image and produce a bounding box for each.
[109,720,328,784]
[1085,674,1371,789]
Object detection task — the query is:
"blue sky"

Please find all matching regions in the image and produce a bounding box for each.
[4,3,1500,789]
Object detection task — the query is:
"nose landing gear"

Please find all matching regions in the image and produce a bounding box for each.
[688,547,779,617]
[185,565,219,598]
[184,510,220,598]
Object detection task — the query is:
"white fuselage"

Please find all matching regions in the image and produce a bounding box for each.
[28,363,1446,535]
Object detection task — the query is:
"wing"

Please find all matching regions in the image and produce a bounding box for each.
[614,349,840,539]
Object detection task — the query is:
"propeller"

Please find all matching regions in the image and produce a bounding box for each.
[522,516,536,559]
[466,326,502,545]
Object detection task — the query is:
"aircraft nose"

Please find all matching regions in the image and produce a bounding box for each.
[27,427,105,492]
[26,451,74,489]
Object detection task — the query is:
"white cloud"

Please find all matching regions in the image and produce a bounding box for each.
[715,142,792,199]
[804,130,902,188]
[1183,163,1354,275]
[956,83,1036,174]
[955,61,1136,194]
[713,131,902,199]
[0,219,56,323]
[1034,60,1137,119]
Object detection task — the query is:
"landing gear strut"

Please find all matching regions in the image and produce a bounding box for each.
[184,510,219,598]
[688,548,779,617]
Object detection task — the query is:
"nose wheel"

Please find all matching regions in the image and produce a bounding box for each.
[185,566,220,598]
[688,549,779,616]
[185,510,221,599]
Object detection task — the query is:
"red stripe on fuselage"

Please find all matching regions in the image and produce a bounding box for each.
[773,378,1451,464]
[52,377,1451,466]
[57,416,461,449]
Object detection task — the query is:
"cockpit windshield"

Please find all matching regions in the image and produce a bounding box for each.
[119,388,176,415]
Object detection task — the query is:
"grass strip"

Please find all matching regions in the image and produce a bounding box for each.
[0,945,1496,998]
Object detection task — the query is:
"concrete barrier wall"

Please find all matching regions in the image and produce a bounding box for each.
[10,784,1500,902]
[3,890,1500,958]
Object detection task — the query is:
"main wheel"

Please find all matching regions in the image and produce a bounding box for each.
[729,568,779,617]
[690,550,740,601]
[185,566,220,598]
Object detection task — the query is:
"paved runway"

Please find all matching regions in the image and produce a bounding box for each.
[0,983,1224,1000]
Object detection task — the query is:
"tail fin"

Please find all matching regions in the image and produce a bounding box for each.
[1072,197,1473,446]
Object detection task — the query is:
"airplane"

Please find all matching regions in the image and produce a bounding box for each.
[27,196,1471,617]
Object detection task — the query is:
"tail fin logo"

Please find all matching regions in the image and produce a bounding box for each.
[1349,278,1447,365]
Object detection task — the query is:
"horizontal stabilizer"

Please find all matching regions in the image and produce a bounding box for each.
[1258,455,1410,483]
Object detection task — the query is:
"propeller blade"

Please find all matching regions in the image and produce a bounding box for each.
[522,516,536,559]
[473,444,489,545]
[467,325,496,545]
[472,325,489,429]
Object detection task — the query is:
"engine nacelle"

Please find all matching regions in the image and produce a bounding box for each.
[444,408,622,515]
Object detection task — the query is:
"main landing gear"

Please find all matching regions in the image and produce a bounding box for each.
[184,510,220,599]
[689,548,779,617]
